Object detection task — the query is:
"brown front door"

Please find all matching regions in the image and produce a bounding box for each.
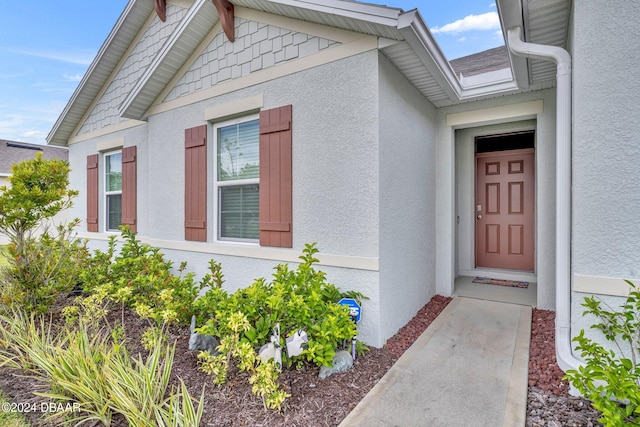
[475,148,534,271]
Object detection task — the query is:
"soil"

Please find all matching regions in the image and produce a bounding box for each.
[0,296,603,426]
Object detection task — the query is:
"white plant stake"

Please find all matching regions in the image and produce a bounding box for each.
[285,329,309,357]
[257,323,282,371]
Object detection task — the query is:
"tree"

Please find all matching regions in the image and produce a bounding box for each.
[0,152,82,312]
[0,152,77,250]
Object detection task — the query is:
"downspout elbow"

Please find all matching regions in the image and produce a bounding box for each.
[507,26,582,375]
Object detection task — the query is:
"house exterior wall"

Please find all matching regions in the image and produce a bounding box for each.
[570,1,640,338]
[377,52,438,343]
[67,45,395,346]
[435,89,557,310]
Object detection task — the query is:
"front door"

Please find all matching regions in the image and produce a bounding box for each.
[475,148,534,271]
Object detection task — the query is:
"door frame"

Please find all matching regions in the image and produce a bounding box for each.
[454,121,538,284]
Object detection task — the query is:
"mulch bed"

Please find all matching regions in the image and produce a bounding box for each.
[0,296,604,426]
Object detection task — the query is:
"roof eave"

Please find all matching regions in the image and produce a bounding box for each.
[496,0,530,89]
[46,0,154,147]
[120,0,219,120]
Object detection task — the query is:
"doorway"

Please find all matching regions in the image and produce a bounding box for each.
[474,131,535,272]
[475,148,535,271]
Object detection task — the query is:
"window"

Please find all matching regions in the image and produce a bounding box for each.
[104,151,122,231]
[214,116,259,242]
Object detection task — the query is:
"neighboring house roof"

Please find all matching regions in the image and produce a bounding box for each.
[46,0,570,146]
[0,139,68,176]
[450,46,510,78]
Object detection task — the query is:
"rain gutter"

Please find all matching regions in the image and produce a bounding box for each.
[507,26,582,373]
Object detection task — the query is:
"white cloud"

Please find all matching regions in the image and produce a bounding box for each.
[431,12,500,35]
[63,73,84,82]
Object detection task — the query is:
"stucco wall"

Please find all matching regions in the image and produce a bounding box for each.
[377,53,438,343]
[570,2,640,341]
[572,1,640,279]
[69,51,387,345]
[145,51,380,257]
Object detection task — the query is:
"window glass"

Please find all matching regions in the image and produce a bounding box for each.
[105,152,122,231]
[219,184,259,239]
[217,120,259,181]
[106,153,122,192]
[214,117,259,242]
[107,194,122,231]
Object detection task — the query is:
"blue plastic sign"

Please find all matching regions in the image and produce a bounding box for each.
[338,298,362,323]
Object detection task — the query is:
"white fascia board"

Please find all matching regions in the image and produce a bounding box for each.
[264,0,402,26]
[47,0,153,145]
[398,9,520,104]
[496,0,530,89]
[397,10,460,102]
[120,0,215,120]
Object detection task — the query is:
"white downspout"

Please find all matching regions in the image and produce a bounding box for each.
[507,26,582,373]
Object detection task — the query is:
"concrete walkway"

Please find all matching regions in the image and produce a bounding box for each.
[340,297,532,427]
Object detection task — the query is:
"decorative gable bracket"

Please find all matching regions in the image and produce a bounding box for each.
[153,0,234,42]
[154,0,167,22]
[212,0,235,42]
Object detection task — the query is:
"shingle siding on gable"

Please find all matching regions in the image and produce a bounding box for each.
[79,4,189,136]
[164,17,340,102]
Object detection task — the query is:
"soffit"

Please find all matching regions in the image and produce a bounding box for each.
[47,0,154,146]
[523,0,572,85]
[230,0,405,40]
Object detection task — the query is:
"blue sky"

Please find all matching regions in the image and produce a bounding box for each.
[0,1,502,146]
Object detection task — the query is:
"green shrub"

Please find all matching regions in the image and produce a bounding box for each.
[1,221,89,313]
[0,153,84,314]
[197,243,365,367]
[195,243,366,410]
[80,227,203,325]
[565,280,640,426]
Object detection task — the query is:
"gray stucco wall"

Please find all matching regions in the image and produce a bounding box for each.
[570,2,640,343]
[69,50,390,346]
[572,1,640,279]
[145,51,380,257]
[377,53,438,343]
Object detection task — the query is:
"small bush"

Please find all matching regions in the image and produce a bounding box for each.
[195,243,366,410]
[80,227,203,325]
[0,153,84,314]
[1,221,89,313]
[565,280,640,426]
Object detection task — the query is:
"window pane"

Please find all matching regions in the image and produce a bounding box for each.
[106,153,122,192]
[219,184,259,240]
[217,120,259,181]
[107,194,122,231]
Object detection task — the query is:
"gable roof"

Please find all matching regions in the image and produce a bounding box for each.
[47,0,570,146]
[0,140,68,176]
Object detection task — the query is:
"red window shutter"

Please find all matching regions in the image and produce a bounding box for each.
[185,125,207,242]
[86,154,99,232]
[259,105,292,248]
[121,146,137,233]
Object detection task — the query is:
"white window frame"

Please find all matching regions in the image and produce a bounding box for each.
[213,114,260,244]
[103,150,122,233]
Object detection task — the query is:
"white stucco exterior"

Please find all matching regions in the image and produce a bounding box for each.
[50,0,640,361]
[569,1,640,338]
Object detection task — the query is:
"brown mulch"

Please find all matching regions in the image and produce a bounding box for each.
[0,296,605,426]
